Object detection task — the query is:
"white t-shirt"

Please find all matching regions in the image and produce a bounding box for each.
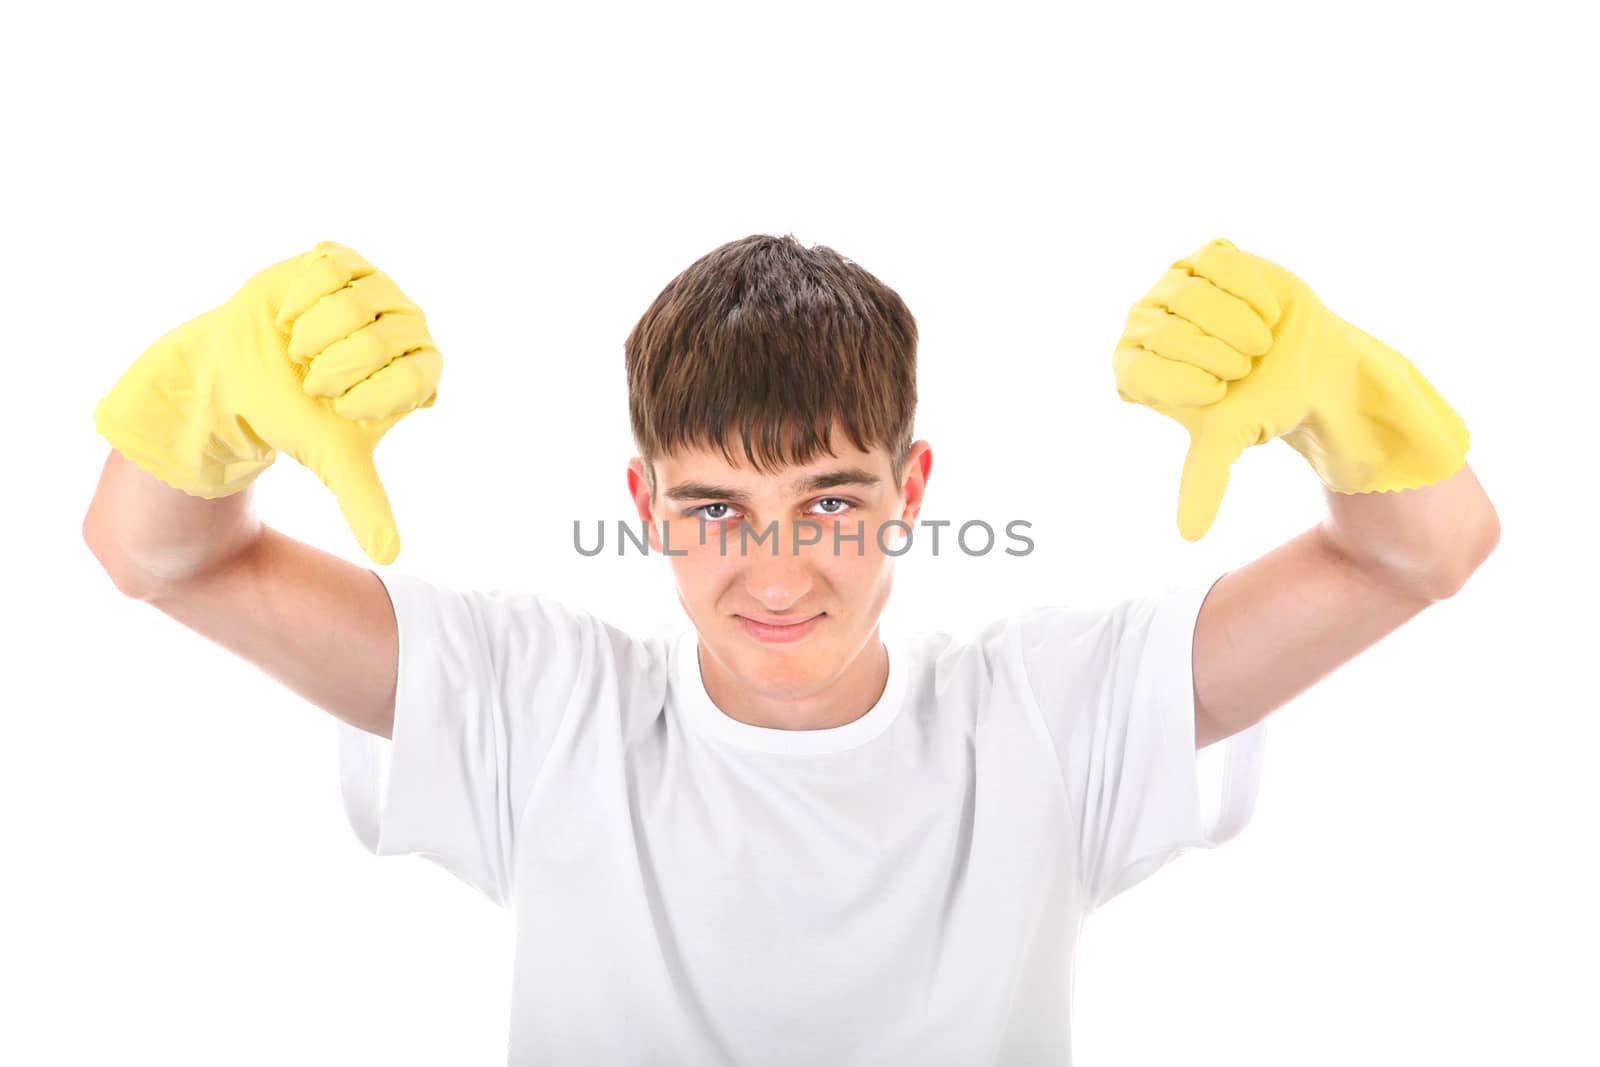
[337,568,1265,1066]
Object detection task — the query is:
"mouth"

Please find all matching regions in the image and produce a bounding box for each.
[736,612,825,644]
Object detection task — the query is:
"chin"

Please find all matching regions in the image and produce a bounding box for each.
[726,621,836,685]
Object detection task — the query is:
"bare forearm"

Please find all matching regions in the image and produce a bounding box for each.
[82,447,400,737]
[1319,462,1501,601]
[136,527,400,737]
[83,448,265,599]
[1191,462,1500,746]
[1194,526,1435,745]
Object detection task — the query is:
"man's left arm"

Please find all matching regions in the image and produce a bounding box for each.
[1110,238,1501,749]
[1191,463,1500,749]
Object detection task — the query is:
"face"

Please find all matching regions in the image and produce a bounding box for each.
[627,426,932,717]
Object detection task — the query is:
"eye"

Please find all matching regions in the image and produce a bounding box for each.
[685,498,854,521]
[686,503,740,521]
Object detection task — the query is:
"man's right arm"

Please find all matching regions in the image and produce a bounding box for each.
[82,448,399,740]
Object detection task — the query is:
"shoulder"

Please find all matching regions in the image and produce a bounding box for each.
[381,567,671,694]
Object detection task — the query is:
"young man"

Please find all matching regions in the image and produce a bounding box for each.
[83,235,1499,1066]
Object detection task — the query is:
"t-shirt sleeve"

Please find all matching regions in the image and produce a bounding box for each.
[1011,575,1266,912]
[335,567,603,909]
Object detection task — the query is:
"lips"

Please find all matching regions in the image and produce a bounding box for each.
[737,613,824,644]
[741,613,819,627]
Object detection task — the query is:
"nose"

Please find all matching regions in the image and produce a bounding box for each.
[739,521,820,611]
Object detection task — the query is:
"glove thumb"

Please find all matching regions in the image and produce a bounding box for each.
[310,436,402,565]
[1177,419,1248,542]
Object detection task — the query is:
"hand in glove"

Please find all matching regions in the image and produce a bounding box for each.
[1111,238,1470,541]
[92,241,442,564]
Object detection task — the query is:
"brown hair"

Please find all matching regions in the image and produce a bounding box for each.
[625,233,918,498]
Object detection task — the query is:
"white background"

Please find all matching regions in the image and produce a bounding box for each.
[4,0,1595,1063]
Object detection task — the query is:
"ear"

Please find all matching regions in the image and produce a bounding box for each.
[898,440,933,525]
[626,457,665,553]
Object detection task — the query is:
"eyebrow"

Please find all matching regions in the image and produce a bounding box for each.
[663,466,883,506]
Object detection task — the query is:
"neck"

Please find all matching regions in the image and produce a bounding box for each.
[697,631,890,731]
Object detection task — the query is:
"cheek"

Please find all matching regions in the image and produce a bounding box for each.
[668,537,742,599]
[813,531,891,592]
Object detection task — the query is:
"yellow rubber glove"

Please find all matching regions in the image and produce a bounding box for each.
[92,241,442,565]
[1111,238,1470,541]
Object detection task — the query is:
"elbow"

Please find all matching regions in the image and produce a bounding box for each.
[82,507,122,592]
[83,506,147,601]
[1426,504,1501,601]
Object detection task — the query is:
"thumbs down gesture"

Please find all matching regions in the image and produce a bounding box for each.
[1111,238,1471,541]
